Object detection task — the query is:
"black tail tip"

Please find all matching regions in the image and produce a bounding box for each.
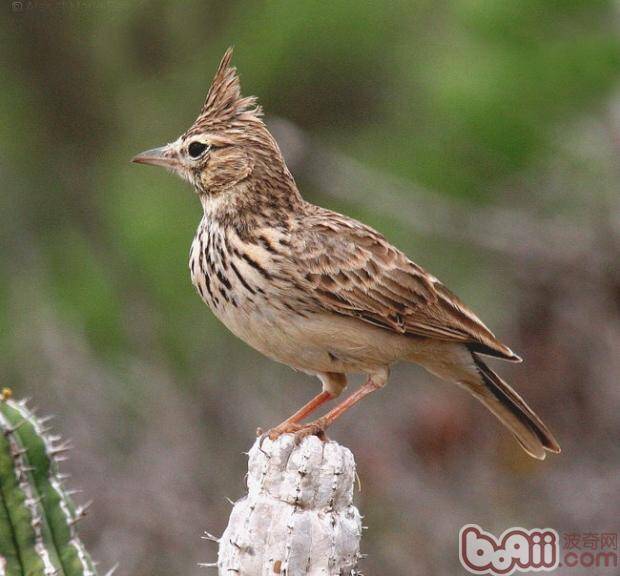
[466,342,523,363]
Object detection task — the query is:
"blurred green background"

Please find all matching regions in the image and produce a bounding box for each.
[1,1,619,574]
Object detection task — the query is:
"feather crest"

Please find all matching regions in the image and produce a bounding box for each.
[198,47,262,128]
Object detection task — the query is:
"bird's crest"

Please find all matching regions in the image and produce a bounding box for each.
[197,47,263,129]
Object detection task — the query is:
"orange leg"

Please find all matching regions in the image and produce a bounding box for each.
[266,391,334,439]
[282,390,334,425]
[270,373,386,442]
[313,378,382,430]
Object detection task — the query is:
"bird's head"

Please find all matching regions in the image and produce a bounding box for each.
[133,48,294,205]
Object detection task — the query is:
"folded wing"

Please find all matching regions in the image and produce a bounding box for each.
[292,209,520,362]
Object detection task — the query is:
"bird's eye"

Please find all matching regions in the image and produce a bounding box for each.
[188,141,209,158]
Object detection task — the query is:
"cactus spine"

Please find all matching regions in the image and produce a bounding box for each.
[0,389,98,576]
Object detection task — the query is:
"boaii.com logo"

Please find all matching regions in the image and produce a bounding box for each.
[460,524,559,575]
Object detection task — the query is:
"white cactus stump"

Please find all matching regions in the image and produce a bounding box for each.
[216,434,363,575]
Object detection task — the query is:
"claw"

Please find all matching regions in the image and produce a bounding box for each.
[264,418,329,445]
[269,423,298,440]
[292,421,328,444]
[257,432,271,455]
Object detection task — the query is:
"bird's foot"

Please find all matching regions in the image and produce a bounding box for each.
[291,419,329,444]
[264,417,329,444]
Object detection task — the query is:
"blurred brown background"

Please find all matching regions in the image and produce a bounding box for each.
[1,1,619,574]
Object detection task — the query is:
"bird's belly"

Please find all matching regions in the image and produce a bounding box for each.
[215,304,413,374]
[189,231,415,373]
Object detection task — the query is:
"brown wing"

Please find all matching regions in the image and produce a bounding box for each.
[292,209,520,361]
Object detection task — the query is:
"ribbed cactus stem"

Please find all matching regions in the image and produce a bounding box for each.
[0,390,98,576]
[215,435,363,575]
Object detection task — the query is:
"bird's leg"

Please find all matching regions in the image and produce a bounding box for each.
[288,369,388,442]
[266,391,334,440]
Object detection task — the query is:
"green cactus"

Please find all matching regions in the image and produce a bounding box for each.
[0,389,100,576]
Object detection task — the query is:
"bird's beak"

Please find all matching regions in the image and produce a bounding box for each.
[131,145,178,169]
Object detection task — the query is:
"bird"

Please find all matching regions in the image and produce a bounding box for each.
[132,48,560,460]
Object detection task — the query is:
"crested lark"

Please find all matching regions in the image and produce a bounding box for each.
[133,49,560,459]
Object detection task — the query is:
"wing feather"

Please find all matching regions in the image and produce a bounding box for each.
[292,208,520,361]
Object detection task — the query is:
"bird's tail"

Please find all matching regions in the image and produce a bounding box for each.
[460,353,561,460]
